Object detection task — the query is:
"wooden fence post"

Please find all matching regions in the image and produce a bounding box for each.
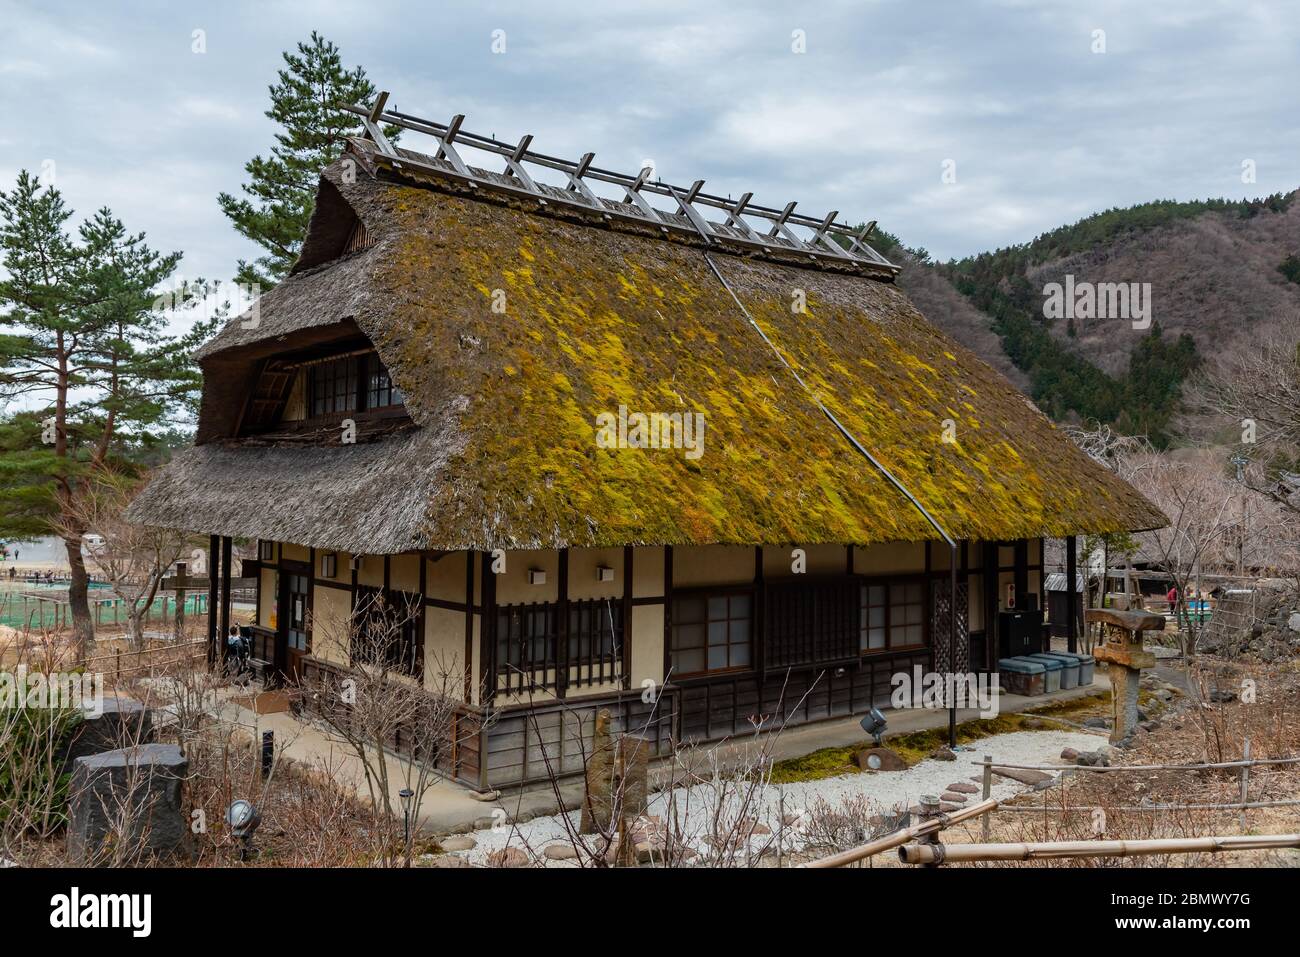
[982,754,993,842]
[1240,738,1251,831]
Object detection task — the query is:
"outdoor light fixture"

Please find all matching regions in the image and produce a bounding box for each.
[399,788,415,867]
[596,565,615,583]
[226,799,262,862]
[528,569,547,585]
[860,707,887,747]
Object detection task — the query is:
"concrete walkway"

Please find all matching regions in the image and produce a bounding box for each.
[213,673,1114,835]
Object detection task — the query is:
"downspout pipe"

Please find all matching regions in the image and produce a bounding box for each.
[670,187,961,746]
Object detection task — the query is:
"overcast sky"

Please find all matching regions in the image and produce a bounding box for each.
[1,0,1296,284]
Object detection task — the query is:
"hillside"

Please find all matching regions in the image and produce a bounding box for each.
[883,192,1300,446]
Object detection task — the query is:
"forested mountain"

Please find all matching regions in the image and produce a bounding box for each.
[879,191,1300,447]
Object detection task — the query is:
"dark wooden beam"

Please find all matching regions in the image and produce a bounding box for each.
[622,545,633,690]
[557,548,570,699]
[480,551,496,704]
[663,546,674,681]
[219,536,232,662]
[1065,535,1078,654]
[208,534,220,666]
[754,546,766,683]
[463,552,475,702]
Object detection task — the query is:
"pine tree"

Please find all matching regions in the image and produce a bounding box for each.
[0,171,212,652]
[218,32,390,288]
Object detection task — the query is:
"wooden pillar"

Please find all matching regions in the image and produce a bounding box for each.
[218,536,232,663]
[621,545,633,690]
[982,542,998,671]
[480,551,496,704]
[753,546,765,682]
[207,535,220,665]
[557,548,570,698]
[463,551,476,702]
[418,551,427,686]
[662,546,674,680]
[1065,535,1078,654]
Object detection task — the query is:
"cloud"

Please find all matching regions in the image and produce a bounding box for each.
[0,0,1295,277]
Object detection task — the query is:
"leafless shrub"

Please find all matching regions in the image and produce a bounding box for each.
[294,590,467,867]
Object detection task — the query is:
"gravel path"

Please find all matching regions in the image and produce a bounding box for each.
[439,728,1106,866]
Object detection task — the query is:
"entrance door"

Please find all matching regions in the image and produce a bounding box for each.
[279,568,311,683]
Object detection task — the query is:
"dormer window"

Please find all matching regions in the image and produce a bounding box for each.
[306,350,404,419]
[310,355,360,417]
[365,353,404,409]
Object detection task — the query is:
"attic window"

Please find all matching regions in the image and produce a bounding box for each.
[307,350,404,418]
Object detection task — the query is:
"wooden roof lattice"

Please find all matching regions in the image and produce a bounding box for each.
[342,92,900,277]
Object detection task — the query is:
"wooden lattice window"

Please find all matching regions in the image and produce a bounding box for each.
[671,591,752,676]
[309,355,358,417]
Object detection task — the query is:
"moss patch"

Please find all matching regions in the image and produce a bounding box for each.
[769,693,1115,784]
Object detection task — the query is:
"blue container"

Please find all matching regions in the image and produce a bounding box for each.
[1031,653,1080,690]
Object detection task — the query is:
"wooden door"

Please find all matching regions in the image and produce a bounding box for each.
[280,569,311,683]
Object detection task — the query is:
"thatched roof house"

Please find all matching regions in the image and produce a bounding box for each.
[132,136,1162,553]
[130,102,1164,788]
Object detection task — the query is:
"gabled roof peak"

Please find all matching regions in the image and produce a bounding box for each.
[340,92,899,279]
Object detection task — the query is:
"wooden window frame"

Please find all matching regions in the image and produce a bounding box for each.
[670,585,754,679]
[858,573,929,655]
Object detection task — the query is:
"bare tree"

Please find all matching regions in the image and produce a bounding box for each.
[1123,451,1241,656]
[294,590,466,867]
[54,470,189,649]
[1192,329,1300,516]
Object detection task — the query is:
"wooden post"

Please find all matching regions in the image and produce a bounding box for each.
[1240,738,1251,832]
[219,536,232,664]
[207,534,219,666]
[1065,536,1078,654]
[982,754,993,842]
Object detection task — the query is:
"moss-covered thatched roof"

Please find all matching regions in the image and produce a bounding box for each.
[130,140,1166,553]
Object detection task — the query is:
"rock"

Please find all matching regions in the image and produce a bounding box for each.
[855,747,908,771]
[939,802,963,812]
[1032,777,1058,791]
[1060,747,1080,760]
[1083,717,1109,729]
[1155,689,1175,702]
[930,747,957,761]
[1075,750,1110,767]
[439,835,477,852]
[1140,720,1160,733]
[472,815,503,830]
[428,854,470,868]
[543,843,579,861]
[1021,717,1049,730]
[946,782,979,794]
[635,840,665,864]
[63,695,154,770]
[991,766,1052,786]
[1209,689,1238,704]
[470,789,501,803]
[782,812,801,826]
[939,791,968,803]
[1287,612,1300,633]
[66,744,189,865]
[487,846,530,868]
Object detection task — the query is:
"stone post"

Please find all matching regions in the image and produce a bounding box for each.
[1086,608,1162,745]
[580,708,615,834]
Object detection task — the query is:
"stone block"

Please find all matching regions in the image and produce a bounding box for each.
[66,744,188,864]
